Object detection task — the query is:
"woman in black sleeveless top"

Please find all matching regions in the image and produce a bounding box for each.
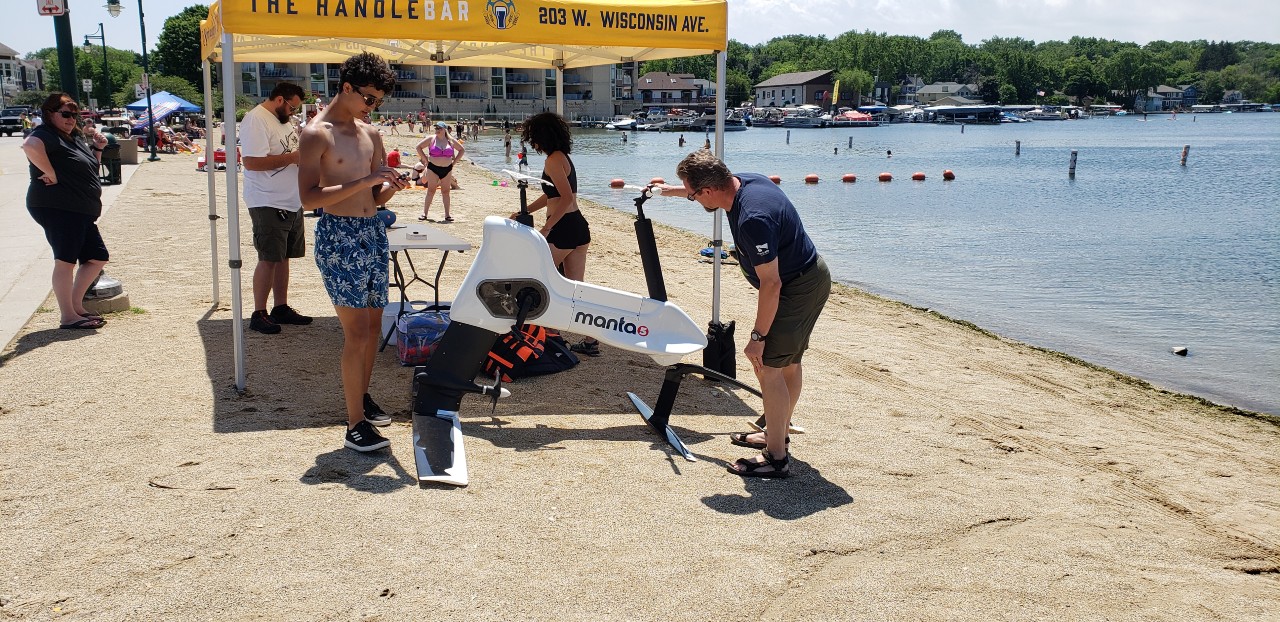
[21,92,111,330]
[513,112,599,356]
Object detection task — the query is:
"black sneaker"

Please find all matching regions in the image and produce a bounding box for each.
[344,420,390,452]
[363,393,391,427]
[270,304,313,325]
[249,309,281,334]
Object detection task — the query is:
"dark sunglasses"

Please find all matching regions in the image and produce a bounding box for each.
[686,187,704,201]
[353,88,383,109]
[54,110,79,119]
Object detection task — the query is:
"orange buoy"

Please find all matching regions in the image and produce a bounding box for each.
[609,179,625,188]
[841,173,857,183]
[768,175,781,184]
[878,172,893,182]
[804,174,819,184]
[650,177,665,185]
[942,169,956,180]
[911,171,926,181]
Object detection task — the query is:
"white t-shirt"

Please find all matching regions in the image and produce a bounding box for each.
[240,104,300,211]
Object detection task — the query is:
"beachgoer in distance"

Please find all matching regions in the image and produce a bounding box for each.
[678,134,685,147]
[21,93,111,330]
[414,121,465,222]
[659,150,831,477]
[241,82,311,335]
[703,137,711,149]
[511,112,600,356]
[297,52,409,452]
[504,129,512,158]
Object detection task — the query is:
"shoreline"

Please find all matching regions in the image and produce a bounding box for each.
[2,145,1277,620]
[439,133,1275,422]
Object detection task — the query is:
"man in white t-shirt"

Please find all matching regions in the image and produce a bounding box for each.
[242,83,309,334]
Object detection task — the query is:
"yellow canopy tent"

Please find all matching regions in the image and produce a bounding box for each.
[198,0,729,390]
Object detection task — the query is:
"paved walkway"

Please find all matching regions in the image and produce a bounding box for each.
[0,135,140,350]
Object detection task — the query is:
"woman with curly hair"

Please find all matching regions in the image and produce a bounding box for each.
[512,112,599,356]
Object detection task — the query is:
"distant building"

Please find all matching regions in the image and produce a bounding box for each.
[916,82,980,105]
[634,72,710,105]
[1178,84,1199,108]
[1155,85,1185,110]
[0,42,45,103]
[1135,91,1165,112]
[897,75,924,105]
[1222,90,1243,104]
[752,70,833,108]
[234,61,621,119]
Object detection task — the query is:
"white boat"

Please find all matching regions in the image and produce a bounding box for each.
[604,116,637,131]
[1024,107,1066,121]
[781,106,825,128]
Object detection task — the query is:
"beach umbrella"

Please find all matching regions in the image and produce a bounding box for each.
[125,91,202,113]
[131,100,180,129]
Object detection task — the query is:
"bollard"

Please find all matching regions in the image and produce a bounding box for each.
[1016,140,1021,156]
[1069,150,1078,178]
[1181,145,1191,166]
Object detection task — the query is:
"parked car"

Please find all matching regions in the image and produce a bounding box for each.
[0,107,27,137]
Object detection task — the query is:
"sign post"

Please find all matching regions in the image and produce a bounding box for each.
[37,0,67,16]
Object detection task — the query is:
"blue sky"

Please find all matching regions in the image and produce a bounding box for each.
[6,0,1277,57]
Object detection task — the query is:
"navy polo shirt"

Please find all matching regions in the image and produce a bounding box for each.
[726,173,818,289]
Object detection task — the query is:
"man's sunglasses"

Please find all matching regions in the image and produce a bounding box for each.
[686,187,704,201]
[353,89,383,109]
[54,110,79,119]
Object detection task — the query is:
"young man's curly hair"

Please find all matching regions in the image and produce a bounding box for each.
[676,148,734,192]
[520,112,572,154]
[339,52,397,94]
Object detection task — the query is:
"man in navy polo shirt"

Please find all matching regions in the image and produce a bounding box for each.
[666,149,831,478]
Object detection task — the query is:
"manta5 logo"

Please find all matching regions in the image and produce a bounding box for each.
[574,311,649,336]
[485,0,518,29]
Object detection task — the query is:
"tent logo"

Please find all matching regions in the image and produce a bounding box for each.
[485,0,518,30]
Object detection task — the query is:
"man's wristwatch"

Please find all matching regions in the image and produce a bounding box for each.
[750,329,767,342]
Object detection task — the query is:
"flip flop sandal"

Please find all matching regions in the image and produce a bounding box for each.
[417,215,430,221]
[729,431,789,449]
[80,312,105,321]
[60,318,104,330]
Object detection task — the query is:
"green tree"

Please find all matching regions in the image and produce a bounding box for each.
[833,68,872,106]
[151,4,210,91]
[997,83,1018,104]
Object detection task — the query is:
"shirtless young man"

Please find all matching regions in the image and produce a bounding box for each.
[297,52,409,452]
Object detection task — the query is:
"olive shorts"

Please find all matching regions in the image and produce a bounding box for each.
[763,255,831,368]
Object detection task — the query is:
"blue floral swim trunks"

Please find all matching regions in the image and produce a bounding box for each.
[313,213,389,309]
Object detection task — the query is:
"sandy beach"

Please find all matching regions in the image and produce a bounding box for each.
[2,129,1278,621]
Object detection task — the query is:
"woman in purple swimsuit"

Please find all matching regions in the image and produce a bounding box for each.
[414,121,464,222]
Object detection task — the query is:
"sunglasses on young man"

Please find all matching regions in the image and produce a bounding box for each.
[352,88,383,109]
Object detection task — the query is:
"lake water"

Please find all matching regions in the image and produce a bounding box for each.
[462,114,1280,414]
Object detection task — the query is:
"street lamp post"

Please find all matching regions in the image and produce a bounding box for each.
[106,0,159,161]
[83,23,110,112]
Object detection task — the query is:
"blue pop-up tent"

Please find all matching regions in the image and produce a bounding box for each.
[124,91,202,113]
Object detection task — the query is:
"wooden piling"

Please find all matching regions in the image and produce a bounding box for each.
[1069,150,1078,178]
[786,130,790,144]
[1015,140,1021,156]
[1181,145,1191,166]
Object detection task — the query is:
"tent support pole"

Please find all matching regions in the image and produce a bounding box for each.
[555,66,564,117]
[711,50,727,323]
[203,60,219,307]
[221,34,246,392]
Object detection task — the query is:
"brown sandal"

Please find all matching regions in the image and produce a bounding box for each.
[729,449,791,478]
